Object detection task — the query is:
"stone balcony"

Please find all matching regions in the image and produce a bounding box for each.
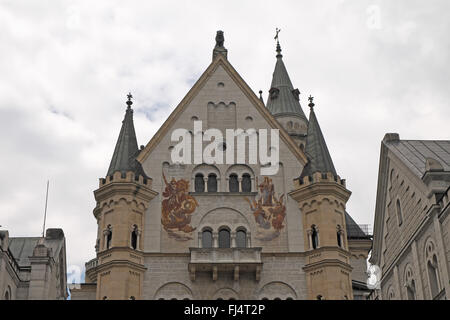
[85,258,98,272]
[188,247,263,281]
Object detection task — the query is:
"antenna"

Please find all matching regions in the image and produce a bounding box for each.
[42,180,49,238]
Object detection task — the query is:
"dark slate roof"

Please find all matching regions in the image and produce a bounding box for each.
[345,212,370,239]
[266,44,307,120]
[8,234,64,267]
[300,106,337,178]
[385,140,450,178]
[106,103,147,178]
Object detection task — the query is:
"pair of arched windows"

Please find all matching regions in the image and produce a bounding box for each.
[201,228,247,248]
[229,173,251,192]
[194,173,217,192]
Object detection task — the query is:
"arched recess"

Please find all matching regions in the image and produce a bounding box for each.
[195,207,252,234]
[257,281,297,300]
[212,288,239,300]
[225,164,255,192]
[154,282,194,300]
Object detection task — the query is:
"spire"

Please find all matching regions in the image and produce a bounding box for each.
[300,96,337,178]
[212,30,228,60]
[266,29,307,120]
[106,93,147,177]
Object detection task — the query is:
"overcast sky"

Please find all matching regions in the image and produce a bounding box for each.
[1,0,449,276]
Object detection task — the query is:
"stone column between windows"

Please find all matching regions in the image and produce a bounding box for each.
[198,231,202,248]
[411,240,425,299]
[204,177,208,192]
[212,232,218,248]
[433,214,450,298]
[231,232,236,248]
[238,177,242,192]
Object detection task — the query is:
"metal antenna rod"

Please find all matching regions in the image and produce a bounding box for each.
[42,180,49,238]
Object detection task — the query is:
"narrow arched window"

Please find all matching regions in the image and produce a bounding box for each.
[106,225,112,249]
[337,225,343,248]
[202,230,213,248]
[396,199,403,226]
[4,286,11,300]
[218,229,230,248]
[428,255,441,298]
[229,174,239,192]
[236,230,247,248]
[208,173,217,192]
[131,225,138,250]
[242,174,251,192]
[195,173,204,192]
[311,225,319,250]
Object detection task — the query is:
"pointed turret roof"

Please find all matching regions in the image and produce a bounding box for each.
[300,97,337,178]
[266,41,307,120]
[106,93,147,178]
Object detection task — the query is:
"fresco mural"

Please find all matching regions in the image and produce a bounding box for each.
[161,172,198,240]
[245,177,286,241]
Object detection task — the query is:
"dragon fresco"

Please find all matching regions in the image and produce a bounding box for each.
[245,177,286,241]
[161,172,198,241]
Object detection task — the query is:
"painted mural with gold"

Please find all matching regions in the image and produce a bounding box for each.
[161,173,198,240]
[245,177,286,241]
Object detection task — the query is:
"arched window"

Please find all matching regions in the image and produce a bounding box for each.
[218,229,231,248]
[102,296,108,300]
[202,230,213,248]
[208,174,217,192]
[229,174,239,192]
[316,295,323,300]
[106,225,112,249]
[131,225,138,250]
[311,225,319,250]
[242,174,251,192]
[405,265,416,300]
[396,199,403,226]
[428,255,441,298]
[129,296,136,300]
[4,286,11,300]
[195,174,204,192]
[236,230,247,248]
[337,225,343,248]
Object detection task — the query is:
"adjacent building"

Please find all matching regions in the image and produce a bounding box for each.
[0,228,68,300]
[370,133,450,300]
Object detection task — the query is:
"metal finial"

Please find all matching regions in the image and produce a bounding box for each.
[126,92,133,108]
[259,90,263,98]
[274,28,282,56]
[308,95,315,109]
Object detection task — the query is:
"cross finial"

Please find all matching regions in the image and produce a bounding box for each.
[274,28,282,57]
[308,95,315,109]
[274,28,281,41]
[126,92,133,108]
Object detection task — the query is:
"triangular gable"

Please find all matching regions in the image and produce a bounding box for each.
[136,54,308,165]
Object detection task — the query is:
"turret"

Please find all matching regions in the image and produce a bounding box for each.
[290,97,353,300]
[86,94,157,300]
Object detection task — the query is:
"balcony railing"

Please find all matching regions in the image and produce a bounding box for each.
[189,247,263,281]
[85,258,98,271]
